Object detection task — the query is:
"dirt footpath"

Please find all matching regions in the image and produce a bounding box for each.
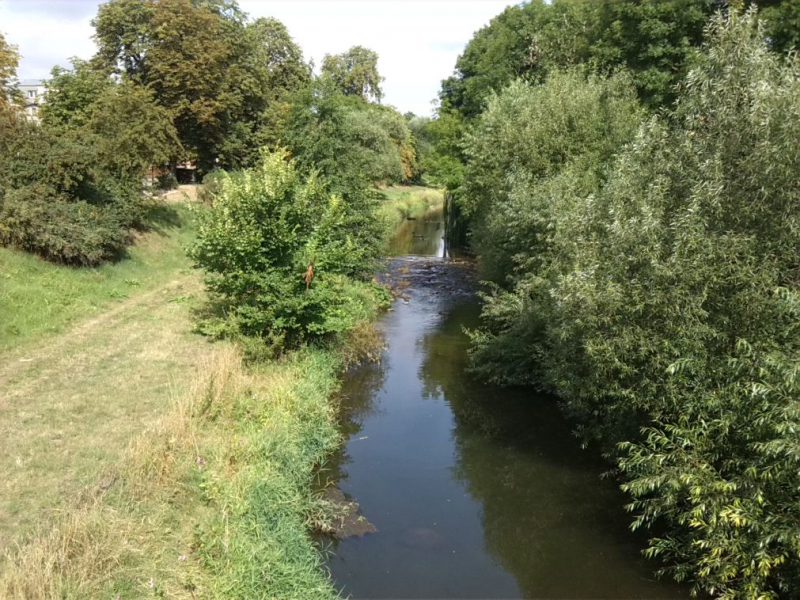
[0,274,215,553]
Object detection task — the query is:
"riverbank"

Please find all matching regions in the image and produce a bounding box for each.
[1,344,354,598]
[0,189,395,598]
[378,185,444,233]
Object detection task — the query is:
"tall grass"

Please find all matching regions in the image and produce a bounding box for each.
[1,345,343,599]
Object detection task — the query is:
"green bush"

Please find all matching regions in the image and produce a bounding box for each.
[465,10,800,596]
[0,115,147,265]
[191,149,385,351]
[0,185,129,265]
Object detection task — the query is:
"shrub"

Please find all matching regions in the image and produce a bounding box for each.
[0,116,147,264]
[466,9,800,596]
[191,149,385,351]
[0,185,129,265]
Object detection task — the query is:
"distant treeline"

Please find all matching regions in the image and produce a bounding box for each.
[433,1,800,597]
[0,0,429,266]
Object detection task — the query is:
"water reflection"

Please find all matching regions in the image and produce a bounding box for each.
[387,209,444,257]
[419,302,686,598]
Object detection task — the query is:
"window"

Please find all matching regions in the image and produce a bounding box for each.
[28,90,36,98]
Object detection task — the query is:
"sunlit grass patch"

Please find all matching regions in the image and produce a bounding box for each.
[377,185,444,232]
[0,202,199,352]
[1,346,343,599]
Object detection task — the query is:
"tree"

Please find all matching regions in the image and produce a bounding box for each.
[86,81,181,180]
[440,0,722,120]
[761,0,800,53]
[215,16,310,168]
[0,33,19,108]
[92,0,308,172]
[40,59,113,128]
[284,80,412,192]
[321,46,383,102]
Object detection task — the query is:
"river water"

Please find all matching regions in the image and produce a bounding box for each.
[321,210,685,599]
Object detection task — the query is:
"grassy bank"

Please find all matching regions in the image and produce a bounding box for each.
[0,193,385,597]
[0,202,198,352]
[0,201,210,553]
[1,345,348,599]
[378,185,443,232]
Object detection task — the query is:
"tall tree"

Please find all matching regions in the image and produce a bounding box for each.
[216,16,310,168]
[321,46,383,102]
[92,0,308,171]
[86,81,181,180]
[40,59,114,128]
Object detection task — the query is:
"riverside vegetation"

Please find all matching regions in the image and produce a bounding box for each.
[2,0,800,598]
[436,4,800,598]
[0,0,428,597]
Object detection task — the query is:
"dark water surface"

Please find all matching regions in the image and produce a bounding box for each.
[322,214,685,599]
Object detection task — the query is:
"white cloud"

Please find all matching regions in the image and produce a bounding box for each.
[0,0,98,78]
[1,0,512,115]
[240,0,512,115]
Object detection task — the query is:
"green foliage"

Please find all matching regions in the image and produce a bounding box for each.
[85,80,181,180]
[321,45,383,102]
[414,110,466,189]
[762,0,800,53]
[465,9,800,596]
[0,33,20,107]
[284,80,414,192]
[461,70,643,283]
[0,95,154,265]
[92,0,309,172]
[441,0,725,119]
[439,1,551,119]
[191,150,385,350]
[40,59,113,128]
[0,185,129,266]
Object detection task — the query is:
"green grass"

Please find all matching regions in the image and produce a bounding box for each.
[377,185,444,233]
[0,196,386,598]
[0,340,354,599]
[0,201,212,555]
[0,202,199,352]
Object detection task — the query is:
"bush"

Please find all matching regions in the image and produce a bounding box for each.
[191,149,385,351]
[465,10,800,596]
[0,185,129,265]
[197,169,225,205]
[0,117,147,264]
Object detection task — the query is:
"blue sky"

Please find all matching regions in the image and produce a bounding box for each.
[0,0,513,115]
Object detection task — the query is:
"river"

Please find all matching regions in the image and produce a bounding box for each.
[320,208,685,599]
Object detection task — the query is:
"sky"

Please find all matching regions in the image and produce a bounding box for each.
[0,0,513,116]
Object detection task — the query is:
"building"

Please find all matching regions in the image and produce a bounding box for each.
[17,79,46,120]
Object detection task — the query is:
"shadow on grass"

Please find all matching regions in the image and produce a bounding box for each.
[142,201,184,234]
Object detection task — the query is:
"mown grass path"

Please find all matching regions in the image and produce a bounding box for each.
[0,204,215,554]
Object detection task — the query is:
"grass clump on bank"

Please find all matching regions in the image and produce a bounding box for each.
[1,345,350,599]
[377,185,443,232]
